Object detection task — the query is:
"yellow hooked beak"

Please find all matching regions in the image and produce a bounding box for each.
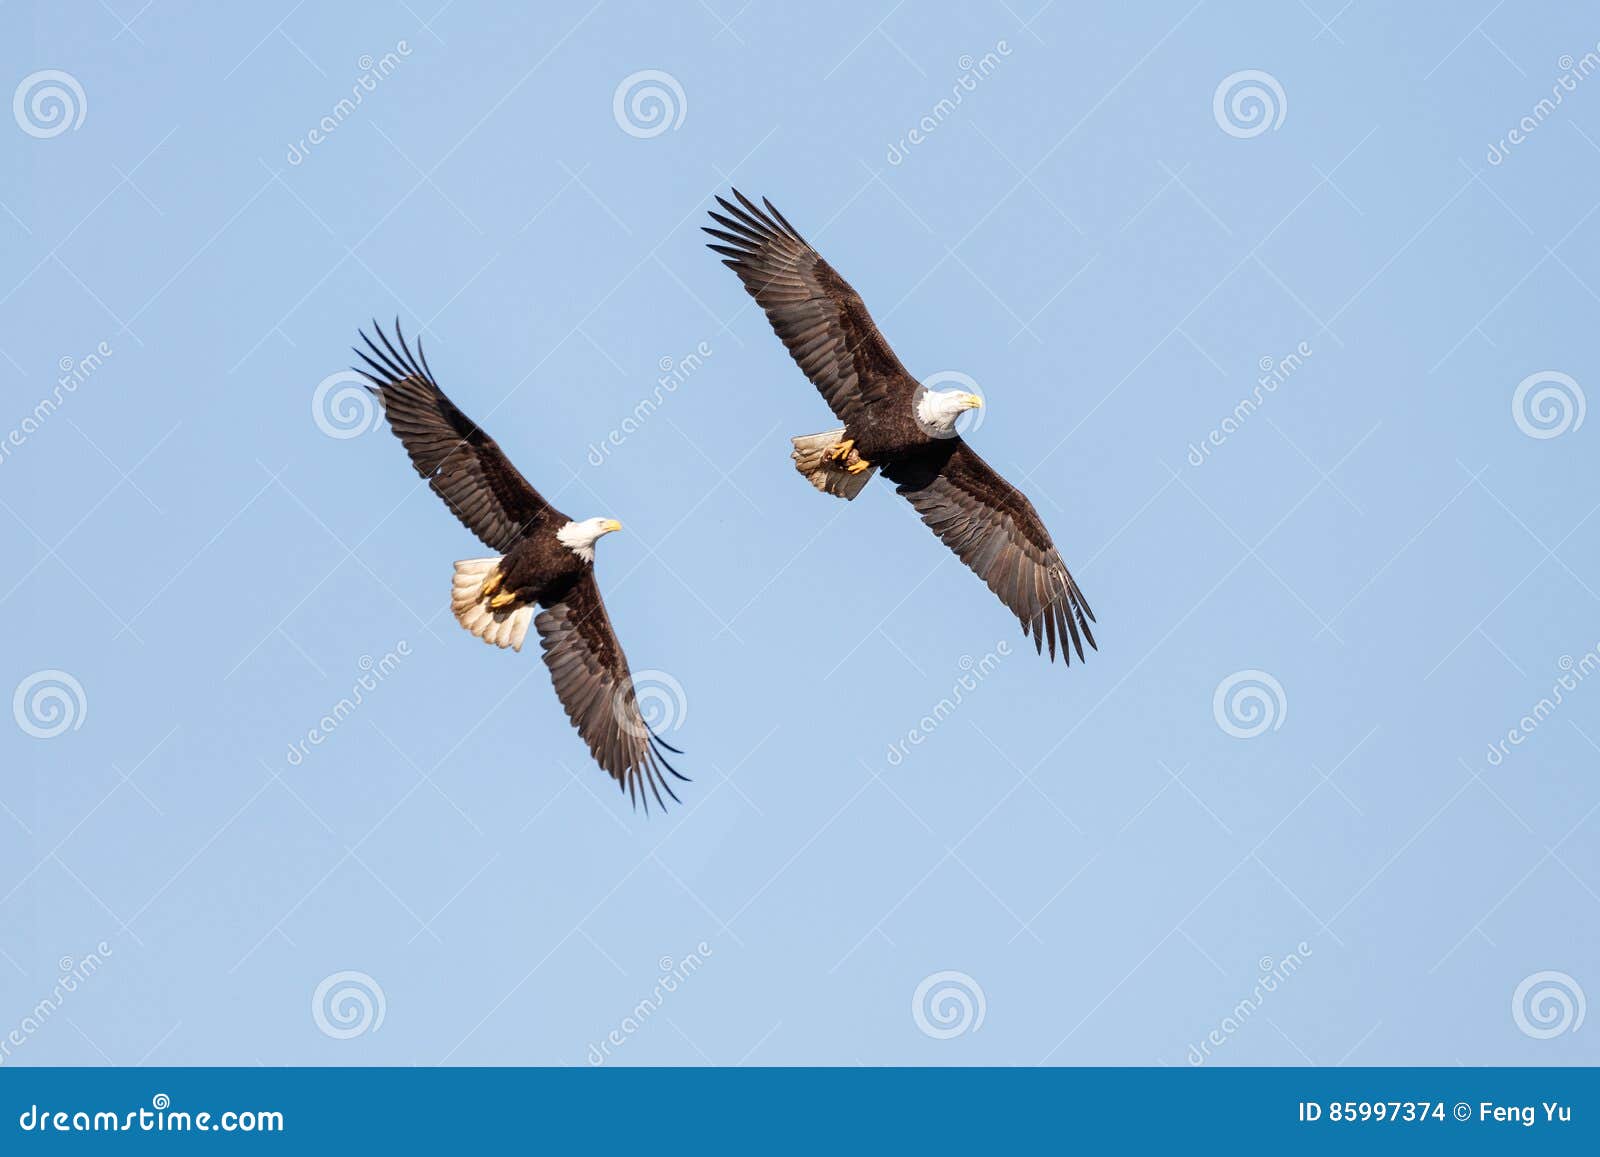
[963,393,983,410]
[602,519,623,533]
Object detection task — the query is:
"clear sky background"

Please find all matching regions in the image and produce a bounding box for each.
[3,1,1598,1067]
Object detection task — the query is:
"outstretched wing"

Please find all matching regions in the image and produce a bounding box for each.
[884,441,1097,663]
[704,190,917,426]
[535,574,687,812]
[355,320,554,553]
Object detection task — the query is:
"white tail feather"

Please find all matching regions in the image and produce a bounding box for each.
[790,428,876,500]
[450,557,534,652]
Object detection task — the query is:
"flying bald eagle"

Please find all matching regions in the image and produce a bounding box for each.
[353,321,686,811]
[705,191,1097,664]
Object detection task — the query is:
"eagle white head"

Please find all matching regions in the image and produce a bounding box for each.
[557,516,623,561]
[916,388,983,436]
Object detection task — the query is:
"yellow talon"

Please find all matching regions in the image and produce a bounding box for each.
[846,458,871,475]
[489,590,516,610]
[824,439,855,462]
[481,570,504,598]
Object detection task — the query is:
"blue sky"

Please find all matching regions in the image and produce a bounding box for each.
[2,0,1597,1066]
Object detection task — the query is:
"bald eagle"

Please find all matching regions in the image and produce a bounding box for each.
[353,322,686,811]
[705,191,1097,664]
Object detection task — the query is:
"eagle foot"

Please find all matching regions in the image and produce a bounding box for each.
[480,569,504,599]
[844,456,872,475]
[488,590,517,610]
[822,438,856,462]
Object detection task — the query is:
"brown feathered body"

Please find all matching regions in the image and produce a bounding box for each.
[353,321,685,812]
[706,190,1098,664]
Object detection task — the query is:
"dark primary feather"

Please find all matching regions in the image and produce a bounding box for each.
[355,319,554,553]
[702,189,917,425]
[885,441,1097,663]
[535,575,687,812]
